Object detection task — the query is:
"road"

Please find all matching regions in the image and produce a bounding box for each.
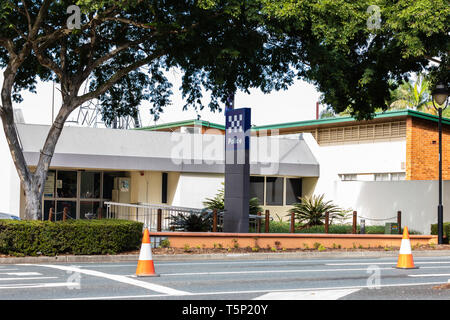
[1,255,450,300]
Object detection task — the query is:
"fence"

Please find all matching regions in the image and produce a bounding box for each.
[289,210,403,234]
[105,202,270,232]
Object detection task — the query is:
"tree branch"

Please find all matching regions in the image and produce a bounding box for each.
[74,51,166,108]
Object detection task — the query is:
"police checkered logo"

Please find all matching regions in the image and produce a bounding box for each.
[227,114,243,133]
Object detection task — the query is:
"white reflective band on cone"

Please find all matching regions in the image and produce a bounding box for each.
[138,243,153,261]
[399,239,412,254]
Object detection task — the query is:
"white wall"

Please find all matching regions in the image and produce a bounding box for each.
[172,172,224,208]
[302,133,406,199]
[326,180,450,235]
[0,128,21,217]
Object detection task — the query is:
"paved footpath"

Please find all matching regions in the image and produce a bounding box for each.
[0,251,450,301]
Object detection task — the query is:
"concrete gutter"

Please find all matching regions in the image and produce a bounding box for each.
[1,250,450,265]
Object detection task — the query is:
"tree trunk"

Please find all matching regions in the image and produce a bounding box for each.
[2,62,75,219]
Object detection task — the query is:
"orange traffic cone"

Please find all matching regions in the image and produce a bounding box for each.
[396,226,418,269]
[136,228,159,277]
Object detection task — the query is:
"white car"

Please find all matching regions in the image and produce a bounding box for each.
[0,212,21,220]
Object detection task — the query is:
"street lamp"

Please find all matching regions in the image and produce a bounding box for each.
[432,83,449,244]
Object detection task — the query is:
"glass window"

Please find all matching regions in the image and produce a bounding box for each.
[266,177,283,206]
[56,171,77,198]
[56,201,77,220]
[43,200,56,221]
[80,172,101,199]
[80,201,101,219]
[391,173,406,181]
[374,173,390,181]
[249,176,264,204]
[103,172,126,199]
[286,178,302,205]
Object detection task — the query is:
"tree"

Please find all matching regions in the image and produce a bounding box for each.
[0,0,297,220]
[389,74,434,113]
[261,0,449,119]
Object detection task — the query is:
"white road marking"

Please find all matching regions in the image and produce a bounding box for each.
[0,277,58,281]
[408,274,450,278]
[55,281,448,300]
[0,269,19,271]
[253,289,360,300]
[0,282,79,290]
[29,264,190,296]
[327,261,450,266]
[0,272,41,276]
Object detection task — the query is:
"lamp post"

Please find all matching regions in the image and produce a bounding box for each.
[432,83,449,245]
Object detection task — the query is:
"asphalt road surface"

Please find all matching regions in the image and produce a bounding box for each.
[1,255,450,300]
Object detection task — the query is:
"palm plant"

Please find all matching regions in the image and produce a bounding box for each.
[389,74,434,114]
[203,183,263,215]
[168,210,213,232]
[288,194,345,228]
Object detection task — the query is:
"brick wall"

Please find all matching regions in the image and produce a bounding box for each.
[406,116,450,180]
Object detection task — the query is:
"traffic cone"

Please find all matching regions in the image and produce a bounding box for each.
[136,228,159,277]
[396,226,418,269]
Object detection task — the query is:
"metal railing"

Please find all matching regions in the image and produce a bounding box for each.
[105,202,203,231]
[104,202,269,232]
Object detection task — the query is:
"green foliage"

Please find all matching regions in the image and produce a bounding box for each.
[203,183,263,215]
[159,239,170,248]
[268,221,420,235]
[288,194,350,228]
[430,222,450,244]
[168,211,213,232]
[262,0,449,119]
[0,219,143,256]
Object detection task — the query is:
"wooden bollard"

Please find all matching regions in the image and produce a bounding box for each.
[63,207,68,221]
[265,210,270,233]
[352,211,357,234]
[325,212,329,234]
[157,208,162,232]
[257,212,261,233]
[97,207,102,220]
[212,210,218,232]
[48,207,53,222]
[290,212,295,233]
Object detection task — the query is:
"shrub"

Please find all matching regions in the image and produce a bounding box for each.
[168,210,213,232]
[431,222,450,244]
[0,219,143,256]
[288,194,350,228]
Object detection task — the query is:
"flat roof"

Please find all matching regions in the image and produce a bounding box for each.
[136,109,450,132]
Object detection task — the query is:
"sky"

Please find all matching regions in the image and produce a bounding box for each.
[2,68,324,128]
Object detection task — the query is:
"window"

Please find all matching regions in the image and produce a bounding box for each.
[250,176,264,204]
[57,201,76,220]
[286,178,302,205]
[391,173,406,181]
[80,201,101,219]
[375,173,406,181]
[80,172,101,199]
[341,174,357,181]
[162,172,168,204]
[266,177,283,206]
[56,171,77,198]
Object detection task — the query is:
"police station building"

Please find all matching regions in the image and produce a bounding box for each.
[1,109,450,234]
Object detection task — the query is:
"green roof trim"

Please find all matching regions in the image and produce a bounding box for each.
[252,109,450,131]
[135,119,225,131]
[135,109,450,132]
